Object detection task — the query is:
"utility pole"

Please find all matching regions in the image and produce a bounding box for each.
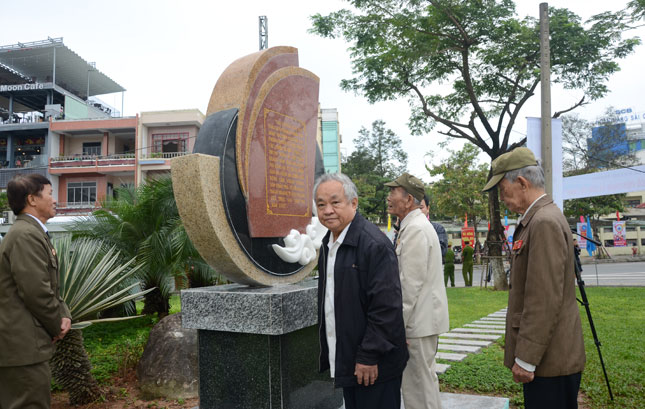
[259,16,268,50]
[540,3,553,196]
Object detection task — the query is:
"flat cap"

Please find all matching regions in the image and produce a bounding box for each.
[482,147,538,191]
[385,172,425,201]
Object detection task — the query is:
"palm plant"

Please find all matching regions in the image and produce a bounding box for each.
[72,175,222,316]
[50,236,152,405]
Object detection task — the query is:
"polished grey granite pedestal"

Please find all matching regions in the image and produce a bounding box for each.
[182,278,342,409]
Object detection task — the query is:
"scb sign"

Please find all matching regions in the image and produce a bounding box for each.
[615,108,633,115]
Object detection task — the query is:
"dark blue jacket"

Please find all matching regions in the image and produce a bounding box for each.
[317,212,408,388]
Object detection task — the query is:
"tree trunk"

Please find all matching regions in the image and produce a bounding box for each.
[142,287,170,318]
[50,329,101,405]
[487,186,509,290]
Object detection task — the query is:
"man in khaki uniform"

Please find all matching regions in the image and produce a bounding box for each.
[0,174,71,409]
[386,173,449,409]
[483,148,585,409]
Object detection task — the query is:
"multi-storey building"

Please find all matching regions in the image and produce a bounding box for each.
[1,38,204,217]
[318,107,342,173]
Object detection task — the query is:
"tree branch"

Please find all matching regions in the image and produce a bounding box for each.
[501,78,540,150]
[553,96,588,118]
[405,78,492,156]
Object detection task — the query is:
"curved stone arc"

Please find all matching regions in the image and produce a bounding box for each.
[192,108,307,275]
[171,153,315,286]
[206,46,299,197]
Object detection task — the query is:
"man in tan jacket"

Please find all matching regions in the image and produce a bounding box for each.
[483,148,585,409]
[0,174,71,409]
[386,173,449,409]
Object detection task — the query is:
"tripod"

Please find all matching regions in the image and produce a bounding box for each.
[572,230,614,401]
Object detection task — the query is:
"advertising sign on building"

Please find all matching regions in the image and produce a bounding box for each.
[613,221,627,247]
[577,223,588,247]
[461,227,475,248]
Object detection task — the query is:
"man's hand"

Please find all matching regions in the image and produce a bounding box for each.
[512,362,535,383]
[53,317,72,343]
[354,363,378,386]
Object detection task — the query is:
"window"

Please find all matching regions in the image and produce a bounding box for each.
[83,142,101,156]
[67,181,97,204]
[151,133,188,154]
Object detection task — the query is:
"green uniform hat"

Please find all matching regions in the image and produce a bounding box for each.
[482,147,538,191]
[385,172,425,201]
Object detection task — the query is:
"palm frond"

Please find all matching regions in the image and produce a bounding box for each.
[54,236,153,328]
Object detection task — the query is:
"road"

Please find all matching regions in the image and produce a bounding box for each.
[451,261,645,287]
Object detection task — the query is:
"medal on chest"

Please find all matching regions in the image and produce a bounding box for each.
[512,240,523,251]
[51,248,57,257]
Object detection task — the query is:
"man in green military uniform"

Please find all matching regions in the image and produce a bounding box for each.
[0,174,72,409]
[444,247,455,287]
[462,242,474,286]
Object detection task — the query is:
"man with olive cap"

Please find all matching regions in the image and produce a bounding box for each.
[483,148,585,409]
[386,173,449,409]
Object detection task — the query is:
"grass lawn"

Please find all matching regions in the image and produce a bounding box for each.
[440,286,645,409]
[79,295,182,384]
[77,288,644,408]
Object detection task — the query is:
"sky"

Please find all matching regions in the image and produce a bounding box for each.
[2,0,643,182]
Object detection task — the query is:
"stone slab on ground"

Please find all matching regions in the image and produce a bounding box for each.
[464,323,505,329]
[472,320,505,325]
[480,317,506,321]
[488,314,507,318]
[438,343,481,353]
[452,327,505,334]
[436,352,468,361]
[439,338,492,347]
[440,392,510,409]
[435,363,450,375]
[441,332,501,341]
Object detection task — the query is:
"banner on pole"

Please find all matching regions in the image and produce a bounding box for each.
[613,221,627,247]
[461,227,475,248]
[577,222,588,247]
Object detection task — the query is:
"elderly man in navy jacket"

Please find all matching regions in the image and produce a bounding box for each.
[314,173,408,409]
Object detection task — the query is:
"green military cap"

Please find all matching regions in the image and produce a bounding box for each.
[385,172,425,201]
[482,147,538,191]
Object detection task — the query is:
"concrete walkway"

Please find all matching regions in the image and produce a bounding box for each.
[435,307,506,375]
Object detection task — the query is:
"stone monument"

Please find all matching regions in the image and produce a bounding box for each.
[173,46,341,408]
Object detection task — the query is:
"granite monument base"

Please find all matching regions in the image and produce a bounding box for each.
[182,279,342,409]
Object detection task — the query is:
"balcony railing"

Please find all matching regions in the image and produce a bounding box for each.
[55,201,101,215]
[139,152,189,160]
[50,154,135,168]
[0,167,48,189]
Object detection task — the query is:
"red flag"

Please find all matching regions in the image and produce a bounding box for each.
[464,213,468,227]
[616,211,620,221]
[579,215,585,223]
[487,222,491,231]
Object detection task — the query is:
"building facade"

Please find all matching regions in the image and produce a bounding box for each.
[0,38,204,217]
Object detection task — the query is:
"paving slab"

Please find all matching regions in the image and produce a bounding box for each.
[438,343,481,353]
[464,323,505,329]
[488,313,507,317]
[440,392,510,409]
[471,320,506,326]
[452,327,505,334]
[435,363,450,375]
[439,338,492,347]
[441,332,501,341]
[436,352,468,361]
[480,317,506,321]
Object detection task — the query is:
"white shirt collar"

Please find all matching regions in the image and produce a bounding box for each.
[25,213,48,234]
[329,221,352,247]
[518,193,547,223]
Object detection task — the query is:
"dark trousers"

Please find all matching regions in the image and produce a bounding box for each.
[523,372,582,409]
[343,375,402,409]
[0,361,51,409]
